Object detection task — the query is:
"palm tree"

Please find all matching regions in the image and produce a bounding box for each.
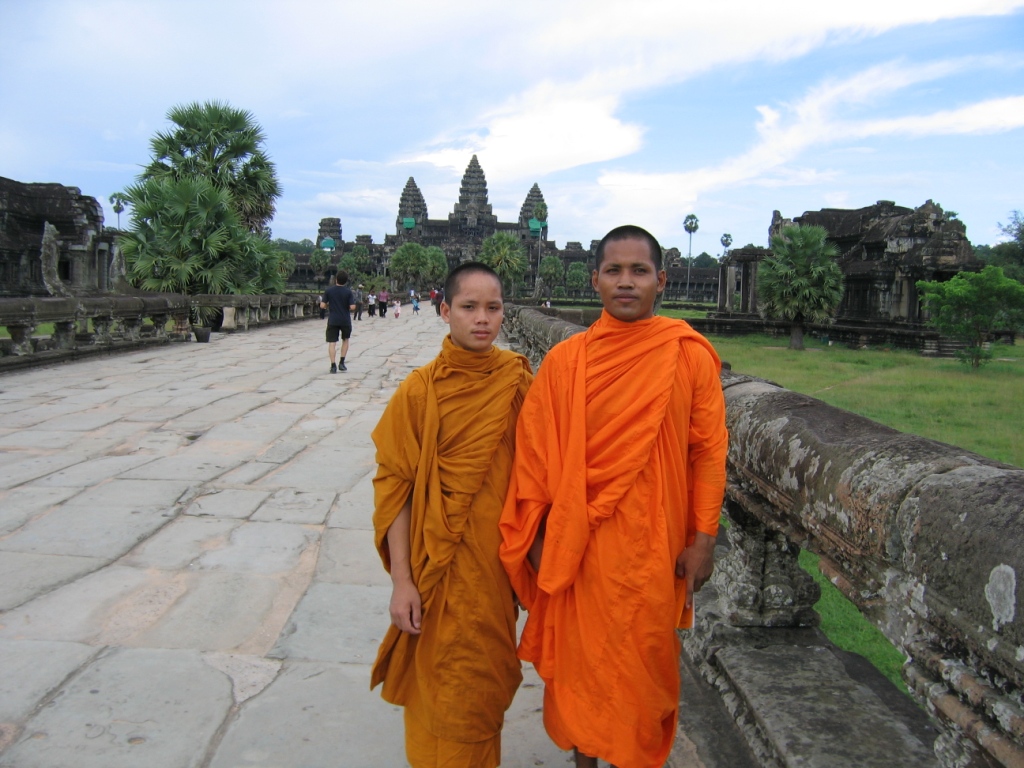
[720,233,733,258]
[108,192,128,229]
[141,101,281,233]
[532,201,548,289]
[757,224,844,350]
[684,214,699,299]
[119,175,287,322]
[478,232,527,298]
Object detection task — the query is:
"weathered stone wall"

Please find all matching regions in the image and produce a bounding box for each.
[0,292,320,373]
[0,176,118,297]
[503,306,1024,768]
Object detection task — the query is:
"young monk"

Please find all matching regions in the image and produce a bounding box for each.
[500,225,729,768]
[371,261,533,767]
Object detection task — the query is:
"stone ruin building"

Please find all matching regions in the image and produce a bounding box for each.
[0,175,121,297]
[716,199,979,330]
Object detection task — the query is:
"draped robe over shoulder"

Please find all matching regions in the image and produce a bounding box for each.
[371,336,532,763]
[499,312,728,768]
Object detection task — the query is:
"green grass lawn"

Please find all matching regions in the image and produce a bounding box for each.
[703,332,1022,695]
[706,333,1023,467]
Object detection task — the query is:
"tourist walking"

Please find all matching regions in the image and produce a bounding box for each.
[393,298,401,318]
[379,288,390,318]
[352,284,364,321]
[367,291,377,317]
[433,287,444,316]
[319,270,356,374]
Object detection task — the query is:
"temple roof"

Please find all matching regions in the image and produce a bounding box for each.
[398,177,428,220]
[453,155,492,216]
[519,183,547,224]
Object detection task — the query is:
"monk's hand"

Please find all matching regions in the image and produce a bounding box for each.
[389,578,422,635]
[675,531,717,610]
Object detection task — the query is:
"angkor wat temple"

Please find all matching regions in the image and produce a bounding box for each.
[294,155,563,288]
[296,155,724,298]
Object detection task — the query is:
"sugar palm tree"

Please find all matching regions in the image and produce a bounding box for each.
[684,213,699,299]
[479,232,527,298]
[141,101,281,233]
[108,192,128,229]
[720,233,733,257]
[757,224,844,350]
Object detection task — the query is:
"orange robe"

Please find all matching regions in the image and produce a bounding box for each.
[499,312,728,768]
[371,336,533,767]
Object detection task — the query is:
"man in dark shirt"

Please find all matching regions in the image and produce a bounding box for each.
[320,270,356,373]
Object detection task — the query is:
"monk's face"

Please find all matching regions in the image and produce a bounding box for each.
[441,271,505,352]
[592,238,667,322]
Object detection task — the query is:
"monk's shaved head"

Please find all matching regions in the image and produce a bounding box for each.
[444,262,503,303]
[594,225,663,271]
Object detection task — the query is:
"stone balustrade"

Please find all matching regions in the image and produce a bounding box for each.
[0,292,320,372]
[503,305,1024,768]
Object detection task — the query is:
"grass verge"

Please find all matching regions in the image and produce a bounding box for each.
[706,332,1022,693]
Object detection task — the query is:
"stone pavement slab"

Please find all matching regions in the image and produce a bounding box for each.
[0,639,98,722]
[0,647,232,768]
[0,315,688,767]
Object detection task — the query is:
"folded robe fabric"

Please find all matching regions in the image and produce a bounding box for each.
[499,312,728,768]
[371,336,532,754]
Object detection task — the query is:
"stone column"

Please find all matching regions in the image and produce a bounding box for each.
[712,499,820,628]
[52,320,76,350]
[7,324,36,356]
[92,316,114,344]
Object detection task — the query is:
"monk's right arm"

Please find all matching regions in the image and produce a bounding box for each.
[386,498,422,634]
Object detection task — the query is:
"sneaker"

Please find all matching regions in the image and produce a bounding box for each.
[339,361,348,372]
[330,363,337,374]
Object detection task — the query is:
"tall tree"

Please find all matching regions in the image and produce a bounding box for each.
[119,176,288,320]
[565,261,589,297]
[539,254,564,298]
[684,213,699,299]
[108,192,128,229]
[917,265,1024,369]
[721,233,733,258]
[309,249,333,285]
[389,242,429,289]
[532,201,548,286]
[424,246,449,286]
[976,211,1024,283]
[478,232,527,298]
[757,224,844,350]
[140,100,281,233]
[350,244,374,274]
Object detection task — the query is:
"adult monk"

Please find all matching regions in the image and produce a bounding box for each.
[371,261,533,767]
[500,225,728,768]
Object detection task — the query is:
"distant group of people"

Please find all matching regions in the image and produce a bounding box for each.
[366,225,729,768]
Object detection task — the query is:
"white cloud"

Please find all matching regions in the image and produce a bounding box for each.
[407,82,644,180]
[858,96,1024,136]
[582,58,1024,238]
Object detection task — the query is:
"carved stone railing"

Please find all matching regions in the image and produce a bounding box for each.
[0,292,320,372]
[191,293,318,331]
[0,294,188,371]
[503,306,1024,768]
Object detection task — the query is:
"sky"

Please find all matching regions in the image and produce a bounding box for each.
[2,0,1023,257]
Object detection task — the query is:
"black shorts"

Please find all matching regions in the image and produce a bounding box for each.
[326,323,352,342]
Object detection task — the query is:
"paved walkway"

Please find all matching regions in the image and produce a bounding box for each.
[0,312,707,768]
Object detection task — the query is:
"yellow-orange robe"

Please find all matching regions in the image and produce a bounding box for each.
[499,312,728,768]
[371,336,533,766]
